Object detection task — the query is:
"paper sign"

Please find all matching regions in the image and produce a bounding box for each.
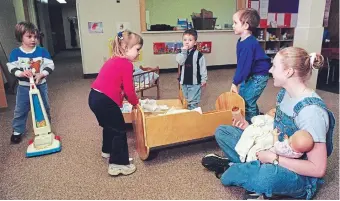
[259,0,269,19]
[277,13,285,27]
[251,1,259,10]
[267,13,276,26]
[290,13,298,27]
[88,22,103,33]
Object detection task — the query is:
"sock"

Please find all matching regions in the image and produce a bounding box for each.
[13,131,21,135]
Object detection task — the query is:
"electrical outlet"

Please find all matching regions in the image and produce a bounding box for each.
[117,0,120,3]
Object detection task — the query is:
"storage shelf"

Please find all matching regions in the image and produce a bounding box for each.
[254,27,295,59]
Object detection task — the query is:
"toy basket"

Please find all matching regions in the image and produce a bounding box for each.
[192,17,217,30]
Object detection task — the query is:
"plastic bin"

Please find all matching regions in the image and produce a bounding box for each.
[192,17,217,30]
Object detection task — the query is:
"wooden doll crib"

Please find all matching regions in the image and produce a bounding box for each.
[132,91,245,160]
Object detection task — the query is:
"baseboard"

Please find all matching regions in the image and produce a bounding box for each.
[83,74,97,79]
[83,64,237,78]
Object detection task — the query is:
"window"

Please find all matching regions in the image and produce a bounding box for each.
[139,0,245,31]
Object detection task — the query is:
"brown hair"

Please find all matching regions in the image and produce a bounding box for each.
[278,47,324,82]
[111,30,143,57]
[237,8,260,33]
[15,21,39,42]
[183,28,198,40]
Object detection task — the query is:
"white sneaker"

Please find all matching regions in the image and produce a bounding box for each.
[108,164,136,176]
[101,152,134,163]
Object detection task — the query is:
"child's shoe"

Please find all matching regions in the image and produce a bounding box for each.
[10,133,23,144]
[108,164,136,176]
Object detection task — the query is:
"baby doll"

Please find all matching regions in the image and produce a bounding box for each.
[270,129,314,158]
[235,108,276,162]
[235,108,314,162]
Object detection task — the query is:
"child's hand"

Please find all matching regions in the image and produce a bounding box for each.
[20,70,33,78]
[284,134,289,140]
[181,45,189,50]
[34,73,45,84]
[230,84,238,94]
[201,82,207,87]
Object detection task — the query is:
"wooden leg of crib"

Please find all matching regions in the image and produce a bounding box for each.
[156,81,160,100]
[132,105,150,160]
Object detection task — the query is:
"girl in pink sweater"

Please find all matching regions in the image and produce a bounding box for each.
[89,30,142,176]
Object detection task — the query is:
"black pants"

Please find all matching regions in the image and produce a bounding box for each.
[88,89,129,165]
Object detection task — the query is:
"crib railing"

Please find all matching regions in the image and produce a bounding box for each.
[134,66,160,99]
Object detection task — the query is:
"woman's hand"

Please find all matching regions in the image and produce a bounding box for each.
[232,118,249,130]
[257,150,277,164]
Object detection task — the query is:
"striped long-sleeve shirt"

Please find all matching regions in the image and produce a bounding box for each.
[7,46,55,86]
[176,48,207,85]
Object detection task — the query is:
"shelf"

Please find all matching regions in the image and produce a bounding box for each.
[141,29,234,34]
[254,27,295,57]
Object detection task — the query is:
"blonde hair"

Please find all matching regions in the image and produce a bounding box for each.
[278,47,324,82]
[111,30,143,57]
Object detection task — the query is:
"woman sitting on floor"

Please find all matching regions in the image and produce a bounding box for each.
[202,47,336,200]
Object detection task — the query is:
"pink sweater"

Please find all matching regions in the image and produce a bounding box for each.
[91,57,139,107]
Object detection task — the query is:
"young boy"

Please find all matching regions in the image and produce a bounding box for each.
[7,21,55,144]
[176,29,207,110]
[230,8,271,123]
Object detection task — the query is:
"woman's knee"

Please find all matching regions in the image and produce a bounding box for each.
[215,125,241,142]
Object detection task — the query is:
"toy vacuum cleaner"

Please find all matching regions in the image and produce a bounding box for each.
[26,69,61,157]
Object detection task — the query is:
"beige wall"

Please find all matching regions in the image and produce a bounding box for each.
[141,31,238,69]
[293,0,326,89]
[77,0,239,74]
[77,0,141,74]
[0,0,19,89]
[13,0,26,23]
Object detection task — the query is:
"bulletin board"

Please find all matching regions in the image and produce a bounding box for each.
[247,0,300,28]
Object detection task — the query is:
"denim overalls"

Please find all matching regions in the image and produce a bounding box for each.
[214,89,335,199]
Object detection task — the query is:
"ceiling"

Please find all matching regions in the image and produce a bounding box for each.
[48,0,76,6]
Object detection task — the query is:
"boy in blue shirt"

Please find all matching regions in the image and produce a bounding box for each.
[7,22,55,144]
[230,8,271,123]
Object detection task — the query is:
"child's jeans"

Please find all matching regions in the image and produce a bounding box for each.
[181,84,202,110]
[239,75,269,123]
[12,83,51,134]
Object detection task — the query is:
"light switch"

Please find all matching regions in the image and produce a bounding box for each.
[117,0,120,3]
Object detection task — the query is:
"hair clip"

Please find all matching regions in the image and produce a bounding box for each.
[118,31,123,40]
[309,53,317,70]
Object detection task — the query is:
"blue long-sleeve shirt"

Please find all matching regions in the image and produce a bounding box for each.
[233,35,271,85]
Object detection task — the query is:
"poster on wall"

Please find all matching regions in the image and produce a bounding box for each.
[116,22,131,34]
[197,42,212,53]
[88,22,103,33]
[153,42,212,55]
[247,0,299,28]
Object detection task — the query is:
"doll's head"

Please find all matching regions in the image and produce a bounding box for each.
[289,130,314,153]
